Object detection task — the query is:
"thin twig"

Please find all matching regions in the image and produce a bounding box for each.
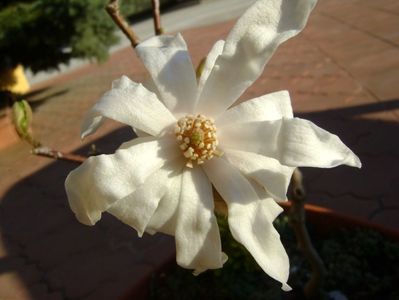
[32,147,86,164]
[289,168,327,300]
[151,0,163,35]
[106,0,140,47]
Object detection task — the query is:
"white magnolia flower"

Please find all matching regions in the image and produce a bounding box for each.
[65,0,360,290]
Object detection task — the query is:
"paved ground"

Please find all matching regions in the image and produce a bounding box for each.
[1,0,399,299]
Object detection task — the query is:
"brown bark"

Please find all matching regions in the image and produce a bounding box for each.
[106,0,140,48]
[151,0,164,35]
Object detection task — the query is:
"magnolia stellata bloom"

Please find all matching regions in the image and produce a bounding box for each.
[65,0,361,290]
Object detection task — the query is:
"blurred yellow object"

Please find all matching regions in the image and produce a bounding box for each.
[0,65,30,94]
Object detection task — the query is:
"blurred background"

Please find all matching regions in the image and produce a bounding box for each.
[0,0,398,299]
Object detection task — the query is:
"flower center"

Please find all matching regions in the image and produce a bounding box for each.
[175,114,223,168]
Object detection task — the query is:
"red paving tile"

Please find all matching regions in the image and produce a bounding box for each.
[0,0,398,299]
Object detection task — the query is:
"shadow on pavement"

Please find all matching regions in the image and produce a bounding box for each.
[0,126,174,300]
[297,98,399,223]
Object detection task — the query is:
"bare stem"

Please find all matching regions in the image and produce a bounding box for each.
[106,0,140,47]
[151,0,163,35]
[289,168,327,300]
[32,147,86,164]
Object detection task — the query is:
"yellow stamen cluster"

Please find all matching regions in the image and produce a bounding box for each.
[175,114,222,168]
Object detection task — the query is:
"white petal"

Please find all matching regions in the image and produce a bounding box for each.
[219,117,361,168]
[224,149,295,201]
[175,167,225,274]
[146,172,183,236]
[215,91,293,128]
[81,76,176,139]
[136,34,198,115]
[197,40,225,96]
[196,0,317,117]
[107,159,184,237]
[203,157,291,290]
[116,75,165,138]
[65,137,179,225]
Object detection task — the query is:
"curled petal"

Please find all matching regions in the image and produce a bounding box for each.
[196,0,317,117]
[136,34,198,115]
[215,90,293,128]
[219,117,361,168]
[203,157,291,290]
[224,149,295,201]
[81,76,176,139]
[65,137,179,225]
[107,159,184,237]
[175,167,226,274]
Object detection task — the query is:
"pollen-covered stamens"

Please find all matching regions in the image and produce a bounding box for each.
[175,114,223,168]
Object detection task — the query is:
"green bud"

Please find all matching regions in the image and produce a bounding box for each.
[12,99,33,139]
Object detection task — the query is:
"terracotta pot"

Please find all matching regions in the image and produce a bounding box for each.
[279,201,399,241]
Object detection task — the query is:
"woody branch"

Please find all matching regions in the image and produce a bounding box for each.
[105,0,140,48]
[151,0,163,35]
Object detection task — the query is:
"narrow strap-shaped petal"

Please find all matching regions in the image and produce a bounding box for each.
[65,137,179,225]
[219,117,361,168]
[215,90,293,128]
[196,0,317,117]
[203,157,291,290]
[224,149,295,201]
[175,167,226,274]
[136,34,198,115]
[81,76,176,139]
[107,159,185,237]
[197,40,225,96]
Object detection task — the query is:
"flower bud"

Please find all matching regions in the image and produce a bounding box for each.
[12,99,32,139]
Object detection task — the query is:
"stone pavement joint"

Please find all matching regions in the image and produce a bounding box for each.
[1,0,399,299]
